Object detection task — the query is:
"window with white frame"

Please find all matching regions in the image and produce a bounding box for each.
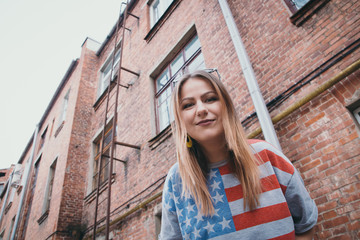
[353,106,360,125]
[43,159,57,213]
[346,99,360,131]
[59,90,70,126]
[92,124,114,190]
[149,0,174,27]
[98,48,121,97]
[39,127,48,151]
[154,34,205,133]
[284,0,310,12]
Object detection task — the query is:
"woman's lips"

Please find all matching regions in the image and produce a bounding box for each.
[196,119,215,126]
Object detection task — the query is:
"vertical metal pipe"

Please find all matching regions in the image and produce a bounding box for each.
[10,125,39,240]
[0,171,14,228]
[218,0,282,150]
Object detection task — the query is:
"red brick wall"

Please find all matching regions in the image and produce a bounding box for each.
[81,0,359,239]
[56,41,99,234]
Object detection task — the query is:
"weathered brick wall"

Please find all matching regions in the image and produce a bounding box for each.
[56,41,99,235]
[21,67,80,240]
[21,40,100,240]
[227,0,360,239]
[81,0,359,239]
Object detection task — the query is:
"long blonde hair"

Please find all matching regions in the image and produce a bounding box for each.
[171,70,262,216]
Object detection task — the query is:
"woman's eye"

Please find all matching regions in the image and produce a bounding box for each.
[205,97,218,102]
[182,103,193,109]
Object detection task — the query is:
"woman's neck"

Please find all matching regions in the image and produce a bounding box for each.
[200,139,229,163]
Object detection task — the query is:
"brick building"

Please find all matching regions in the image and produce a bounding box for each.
[0,0,359,239]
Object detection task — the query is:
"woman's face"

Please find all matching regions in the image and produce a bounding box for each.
[179,77,225,146]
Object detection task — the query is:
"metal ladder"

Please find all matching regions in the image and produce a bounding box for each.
[92,1,140,239]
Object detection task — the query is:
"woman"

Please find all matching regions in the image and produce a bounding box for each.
[160,70,318,240]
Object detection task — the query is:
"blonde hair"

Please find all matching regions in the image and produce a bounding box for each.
[171,70,262,216]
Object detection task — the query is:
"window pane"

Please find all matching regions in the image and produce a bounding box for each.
[150,0,174,27]
[152,0,160,23]
[187,53,205,73]
[103,62,112,76]
[156,68,170,92]
[158,87,172,131]
[104,129,113,148]
[292,0,309,9]
[170,53,184,76]
[184,35,200,61]
[354,106,360,124]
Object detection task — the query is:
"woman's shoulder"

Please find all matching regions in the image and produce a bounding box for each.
[248,139,282,155]
[165,162,181,182]
[248,139,295,174]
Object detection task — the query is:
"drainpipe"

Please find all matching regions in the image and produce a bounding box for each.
[10,125,39,240]
[218,0,282,150]
[0,171,14,228]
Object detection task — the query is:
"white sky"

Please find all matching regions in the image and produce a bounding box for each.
[0,0,123,169]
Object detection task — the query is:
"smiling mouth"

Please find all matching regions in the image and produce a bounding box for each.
[196,119,215,126]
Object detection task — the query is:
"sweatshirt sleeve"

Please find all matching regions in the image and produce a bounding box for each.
[252,140,318,234]
[159,165,182,240]
[285,168,318,234]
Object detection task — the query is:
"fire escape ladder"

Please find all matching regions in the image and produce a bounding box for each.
[92,1,140,240]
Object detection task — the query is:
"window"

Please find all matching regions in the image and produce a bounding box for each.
[154,203,162,240]
[92,124,114,190]
[98,48,121,97]
[284,0,310,12]
[39,127,48,150]
[346,99,360,132]
[149,0,173,27]
[7,215,15,240]
[0,183,4,195]
[154,34,205,133]
[0,229,4,240]
[353,106,360,125]
[285,0,329,26]
[43,159,57,213]
[59,90,70,125]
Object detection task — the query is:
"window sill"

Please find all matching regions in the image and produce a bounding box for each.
[289,0,329,26]
[144,0,182,42]
[37,210,49,225]
[148,125,172,150]
[84,174,116,204]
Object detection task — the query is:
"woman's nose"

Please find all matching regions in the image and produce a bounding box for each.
[196,101,208,117]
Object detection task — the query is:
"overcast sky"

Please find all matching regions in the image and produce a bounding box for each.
[0,0,123,169]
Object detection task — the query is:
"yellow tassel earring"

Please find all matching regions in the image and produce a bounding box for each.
[186,136,193,148]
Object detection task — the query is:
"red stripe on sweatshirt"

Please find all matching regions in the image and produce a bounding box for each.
[218,163,232,175]
[256,149,294,175]
[268,230,295,240]
[225,174,280,202]
[233,202,292,231]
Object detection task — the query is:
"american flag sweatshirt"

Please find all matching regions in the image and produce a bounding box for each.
[160,140,318,240]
